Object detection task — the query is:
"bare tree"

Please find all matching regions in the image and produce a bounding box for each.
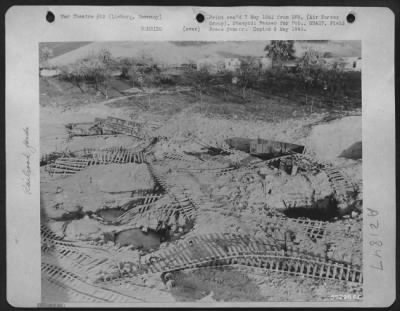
[40,47,54,68]
[190,68,213,104]
[237,59,257,101]
[59,49,114,97]
[264,40,296,66]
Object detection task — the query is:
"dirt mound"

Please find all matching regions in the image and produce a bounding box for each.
[87,163,154,192]
[64,216,103,240]
[306,116,361,161]
[41,163,154,215]
[339,141,362,160]
[154,112,323,149]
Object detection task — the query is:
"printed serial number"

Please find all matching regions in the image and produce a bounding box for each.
[330,294,362,300]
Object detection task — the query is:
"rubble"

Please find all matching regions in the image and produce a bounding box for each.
[41,110,363,302]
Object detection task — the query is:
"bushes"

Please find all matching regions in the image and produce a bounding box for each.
[59,50,113,96]
[54,48,360,110]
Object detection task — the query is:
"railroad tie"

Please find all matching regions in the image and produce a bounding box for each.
[115,151,121,163]
[162,247,181,268]
[59,248,71,256]
[201,239,222,259]
[234,241,248,256]
[304,263,312,276]
[235,235,252,253]
[159,248,176,267]
[324,264,331,279]
[292,261,300,275]
[229,245,241,257]
[173,250,191,268]
[318,263,326,278]
[110,151,118,163]
[310,264,318,277]
[163,247,185,269]
[179,247,195,265]
[268,258,276,271]
[246,241,259,254]
[114,151,120,163]
[299,262,307,275]
[118,150,124,163]
[208,235,229,258]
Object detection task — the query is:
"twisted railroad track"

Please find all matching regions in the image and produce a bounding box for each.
[45,150,148,176]
[140,233,362,284]
[42,263,143,303]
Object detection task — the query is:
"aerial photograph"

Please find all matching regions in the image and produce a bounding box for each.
[40,40,362,303]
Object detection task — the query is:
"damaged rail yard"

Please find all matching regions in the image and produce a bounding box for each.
[40,40,363,302]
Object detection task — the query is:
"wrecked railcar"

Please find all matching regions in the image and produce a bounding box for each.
[225,137,305,159]
[65,116,145,138]
[65,118,110,137]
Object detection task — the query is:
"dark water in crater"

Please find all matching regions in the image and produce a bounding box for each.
[282,196,340,221]
[97,208,126,221]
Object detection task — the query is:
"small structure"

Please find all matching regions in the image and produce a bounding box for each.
[322,57,361,72]
[224,58,241,72]
[281,60,299,73]
[40,68,61,77]
[225,137,305,159]
[65,121,106,136]
[249,138,305,157]
[259,57,273,72]
[102,116,143,137]
[66,116,145,138]
[341,57,362,72]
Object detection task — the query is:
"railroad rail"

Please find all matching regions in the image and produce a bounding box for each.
[102,200,176,226]
[120,193,164,209]
[46,157,97,176]
[176,165,237,174]
[161,152,204,163]
[323,167,356,202]
[42,263,142,303]
[259,214,328,241]
[91,149,147,164]
[41,224,65,241]
[97,279,174,302]
[129,187,165,198]
[140,233,362,284]
[46,151,147,176]
[148,166,199,220]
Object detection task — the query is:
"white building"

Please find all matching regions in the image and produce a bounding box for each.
[40,68,61,77]
[259,57,273,72]
[341,57,362,71]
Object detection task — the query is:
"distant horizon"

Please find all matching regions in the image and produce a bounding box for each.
[41,40,361,67]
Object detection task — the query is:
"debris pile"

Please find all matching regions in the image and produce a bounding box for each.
[41,113,363,302]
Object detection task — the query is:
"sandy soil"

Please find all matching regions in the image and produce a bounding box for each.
[40,87,363,302]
